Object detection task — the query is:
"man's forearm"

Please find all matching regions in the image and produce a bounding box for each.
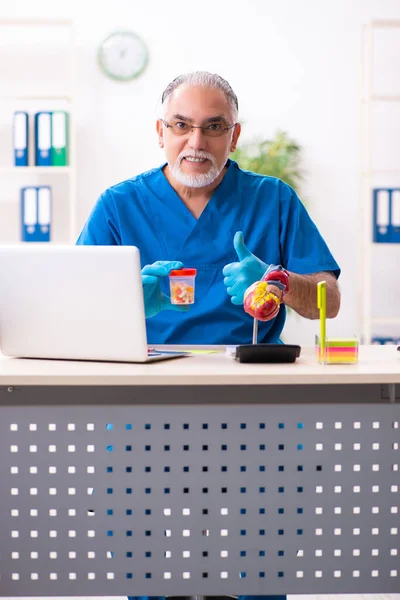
[283,272,340,319]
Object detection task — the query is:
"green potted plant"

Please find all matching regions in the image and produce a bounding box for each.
[231,129,305,196]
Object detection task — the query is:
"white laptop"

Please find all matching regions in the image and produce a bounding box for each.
[0,245,188,363]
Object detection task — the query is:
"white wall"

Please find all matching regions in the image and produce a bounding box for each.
[1,0,400,346]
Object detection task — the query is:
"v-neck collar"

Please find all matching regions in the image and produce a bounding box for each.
[142,159,240,257]
[157,158,237,222]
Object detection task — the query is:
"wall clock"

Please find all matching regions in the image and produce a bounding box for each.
[98,30,148,81]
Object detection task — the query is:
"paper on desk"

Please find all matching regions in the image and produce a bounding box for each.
[183,349,218,354]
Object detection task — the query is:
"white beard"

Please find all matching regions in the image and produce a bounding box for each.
[171,150,225,188]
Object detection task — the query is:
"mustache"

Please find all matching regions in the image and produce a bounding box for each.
[178,150,216,163]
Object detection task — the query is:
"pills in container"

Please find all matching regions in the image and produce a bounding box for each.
[169,268,197,304]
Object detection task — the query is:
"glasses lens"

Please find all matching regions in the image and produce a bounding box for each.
[203,123,227,137]
[171,122,192,135]
[168,121,234,137]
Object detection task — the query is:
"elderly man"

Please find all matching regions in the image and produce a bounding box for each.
[77,71,340,346]
[77,71,341,600]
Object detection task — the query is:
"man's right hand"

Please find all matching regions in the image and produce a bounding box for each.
[222,231,268,305]
[141,261,190,318]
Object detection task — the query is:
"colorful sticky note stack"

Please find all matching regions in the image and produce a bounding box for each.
[316,281,359,364]
[315,336,359,364]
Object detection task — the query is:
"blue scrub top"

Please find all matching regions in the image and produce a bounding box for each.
[77,160,340,345]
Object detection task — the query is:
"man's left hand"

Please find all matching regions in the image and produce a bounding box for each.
[222,231,268,305]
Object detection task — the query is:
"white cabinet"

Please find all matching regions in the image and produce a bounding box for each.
[0,19,77,244]
[359,19,400,344]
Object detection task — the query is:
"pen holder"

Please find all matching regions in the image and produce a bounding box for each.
[315,335,359,365]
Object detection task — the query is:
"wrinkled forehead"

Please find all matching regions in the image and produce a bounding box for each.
[163,84,234,122]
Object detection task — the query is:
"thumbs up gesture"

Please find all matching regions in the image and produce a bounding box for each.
[222,231,269,305]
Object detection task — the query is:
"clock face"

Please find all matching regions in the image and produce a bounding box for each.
[98,30,148,81]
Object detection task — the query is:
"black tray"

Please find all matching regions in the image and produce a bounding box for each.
[235,343,301,363]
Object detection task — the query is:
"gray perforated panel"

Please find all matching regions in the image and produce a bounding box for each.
[0,388,399,596]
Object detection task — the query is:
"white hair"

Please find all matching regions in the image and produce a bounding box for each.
[161,71,238,121]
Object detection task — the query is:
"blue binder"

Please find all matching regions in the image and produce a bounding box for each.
[21,186,51,242]
[34,112,52,166]
[13,111,29,166]
[37,186,51,241]
[391,189,400,243]
[373,188,400,243]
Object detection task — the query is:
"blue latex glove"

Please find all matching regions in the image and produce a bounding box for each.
[222,231,268,305]
[141,261,190,318]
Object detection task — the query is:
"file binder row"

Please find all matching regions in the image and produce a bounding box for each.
[13,111,69,167]
[21,186,52,242]
[372,336,400,345]
[373,188,400,243]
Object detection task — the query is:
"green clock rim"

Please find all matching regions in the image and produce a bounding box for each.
[97,30,149,82]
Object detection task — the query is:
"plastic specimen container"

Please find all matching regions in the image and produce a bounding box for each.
[169,268,197,305]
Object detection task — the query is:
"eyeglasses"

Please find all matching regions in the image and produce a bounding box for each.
[161,118,236,138]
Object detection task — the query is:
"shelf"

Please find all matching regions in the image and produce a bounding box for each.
[373,95,400,102]
[362,95,400,102]
[0,19,73,26]
[371,242,400,247]
[0,167,71,175]
[372,317,400,326]
[0,18,77,246]
[0,94,72,102]
[370,19,400,28]
[359,19,400,344]
[361,169,400,175]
